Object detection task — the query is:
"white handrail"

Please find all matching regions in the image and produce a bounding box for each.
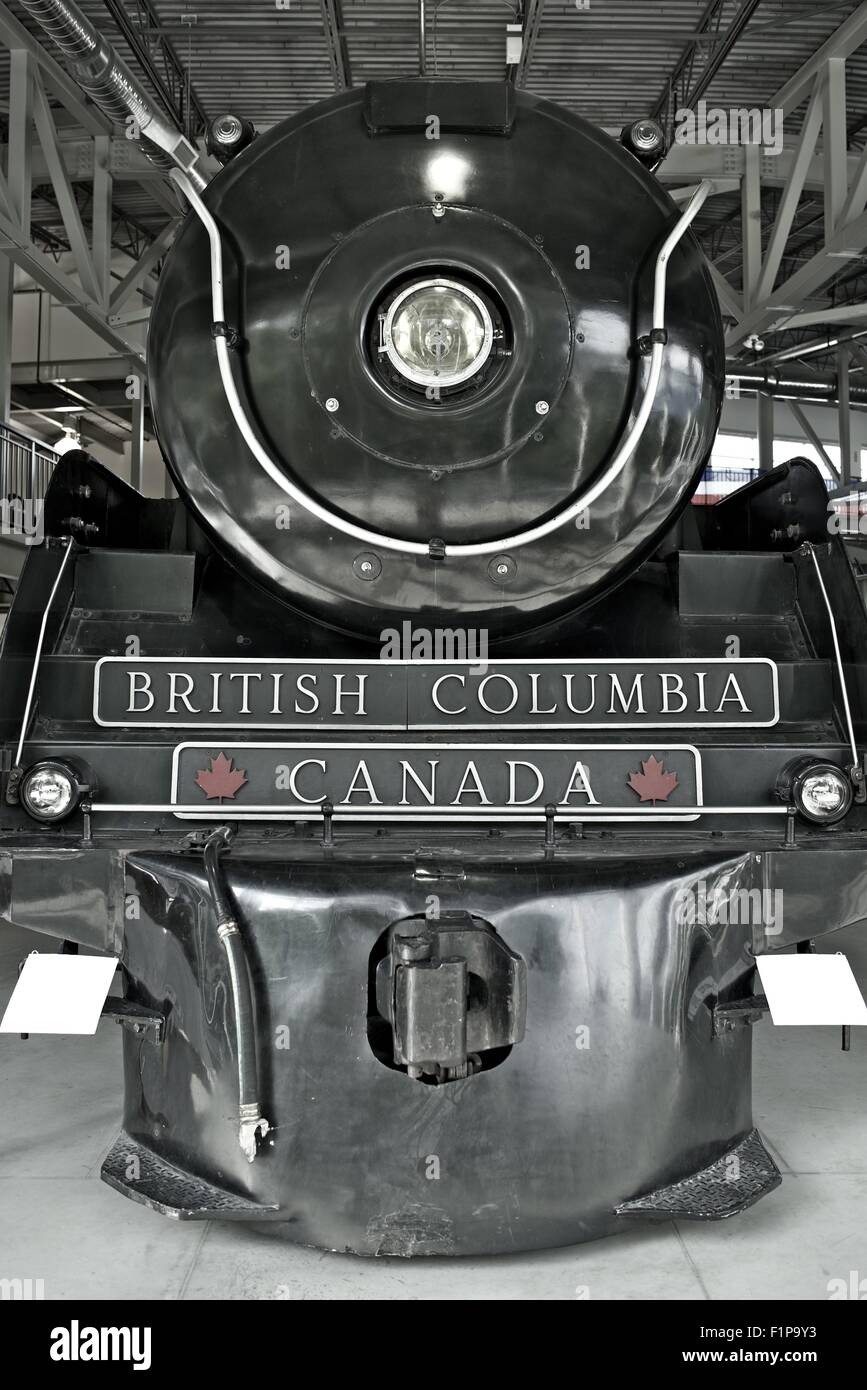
[171,171,712,558]
[806,544,859,767]
[14,537,75,766]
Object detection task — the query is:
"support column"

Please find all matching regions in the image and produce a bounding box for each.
[0,258,14,421]
[757,390,774,473]
[787,400,840,482]
[92,134,113,312]
[741,144,762,314]
[823,57,848,237]
[130,374,145,492]
[837,344,853,487]
[0,50,34,425]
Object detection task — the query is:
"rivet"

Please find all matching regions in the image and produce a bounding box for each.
[535,400,549,415]
[325,397,339,412]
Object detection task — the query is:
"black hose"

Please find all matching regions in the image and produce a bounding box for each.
[202,823,236,926]
[202,825,270,1160]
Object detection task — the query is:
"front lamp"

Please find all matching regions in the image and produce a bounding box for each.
[383,277,494,389]
[777,757,853,825]
[20,761,88,823]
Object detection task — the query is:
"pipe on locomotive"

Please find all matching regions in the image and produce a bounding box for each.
[726,366,867,406]
[17,0,206,190]
[202,825,271,1163]
[171,170,712,557]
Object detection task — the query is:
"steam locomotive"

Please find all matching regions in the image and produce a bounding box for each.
[2,76,865,1257]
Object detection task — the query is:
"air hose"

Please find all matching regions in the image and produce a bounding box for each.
[202,826,270,1162]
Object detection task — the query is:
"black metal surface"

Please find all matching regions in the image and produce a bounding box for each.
[106,841,757,1254]
[701,457,831,552]
[363,80,518,135]
[148,81,723,639]
[1,82,865,1259]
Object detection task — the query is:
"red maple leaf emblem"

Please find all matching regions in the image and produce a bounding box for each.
[195,752,248,802]
[627,755,679,804]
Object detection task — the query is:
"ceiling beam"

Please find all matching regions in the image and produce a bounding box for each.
[31,75,102,305]
[772,1,867,117]
[726,204,867,350]
[651,0,764,125]
[0,203,144,362]
[12,358,132,382]
[109,220,176,314]
[769,301,867,331]
[0,0,109,137]
[754,74,824,304]
[101,0,209,135]
[319,0,350,90]
[515,0,545,88]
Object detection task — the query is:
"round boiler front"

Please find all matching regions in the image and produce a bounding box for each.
[148,86,724,640]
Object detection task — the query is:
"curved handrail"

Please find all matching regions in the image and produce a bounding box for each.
[171,171,711,558]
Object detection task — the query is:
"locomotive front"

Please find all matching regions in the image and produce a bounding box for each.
[2,78,866,1257]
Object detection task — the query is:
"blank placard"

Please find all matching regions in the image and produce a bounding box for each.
[0,953,118,1035]
[756,953,867,1026]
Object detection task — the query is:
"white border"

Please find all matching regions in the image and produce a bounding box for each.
[93,657,780,731]
[165,740,703,822]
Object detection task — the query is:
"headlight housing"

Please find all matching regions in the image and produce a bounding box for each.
[382,277,494,389]
[777,757,853,825]
[20,760,89,823]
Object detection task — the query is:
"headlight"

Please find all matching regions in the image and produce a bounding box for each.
[20,761,85,823]
[383,277,494,388]
[778,758,853,824]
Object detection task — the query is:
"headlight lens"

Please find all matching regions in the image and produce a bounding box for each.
[384,278,494,388]
[20,762,79,822]
[783,759,854,824]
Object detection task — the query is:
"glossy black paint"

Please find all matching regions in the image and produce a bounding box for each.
[122,841,761,1254]
[0,78,864,1255]
[148,82,724,638]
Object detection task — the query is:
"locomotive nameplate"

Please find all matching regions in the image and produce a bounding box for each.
[95,658,778,729]
[170,742,702,820]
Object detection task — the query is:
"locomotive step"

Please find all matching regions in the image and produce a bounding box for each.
[101,1133,280,1221]
[616,1128,781,1222]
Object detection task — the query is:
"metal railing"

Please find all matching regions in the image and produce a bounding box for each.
[0,421,58,542]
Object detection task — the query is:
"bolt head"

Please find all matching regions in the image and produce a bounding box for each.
[325,397,339,412]
[535,400,549,415]
[488,553,516,584]
[353,551,381,581]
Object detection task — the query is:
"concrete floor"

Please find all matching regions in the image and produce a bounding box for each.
[1,918,866,1301]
